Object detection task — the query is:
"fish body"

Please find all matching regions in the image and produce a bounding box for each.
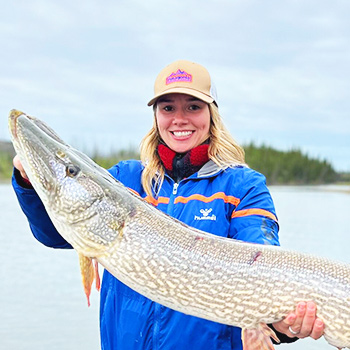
[9,110,350,349]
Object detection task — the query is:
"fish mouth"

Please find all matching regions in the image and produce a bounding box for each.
[8,109,111,191]
[9,109,67,146]
[8,109,68,195]
[9,110,27,139]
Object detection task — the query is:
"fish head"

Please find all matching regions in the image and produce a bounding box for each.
[9,110,123,253]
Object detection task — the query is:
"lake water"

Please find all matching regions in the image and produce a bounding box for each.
[1,183,350,350]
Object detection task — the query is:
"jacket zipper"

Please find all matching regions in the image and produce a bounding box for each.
[173,182,179,195]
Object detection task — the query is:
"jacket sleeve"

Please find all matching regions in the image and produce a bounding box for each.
[228,169,280,246]
[12,169,72,248]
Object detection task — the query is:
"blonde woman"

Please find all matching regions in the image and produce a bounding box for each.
[13,60,324,350]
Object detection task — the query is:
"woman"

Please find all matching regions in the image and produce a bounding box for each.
[13,60,324,349]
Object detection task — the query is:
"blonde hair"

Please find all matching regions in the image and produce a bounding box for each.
[140,103,246,197]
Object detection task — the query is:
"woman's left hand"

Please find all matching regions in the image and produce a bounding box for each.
[272,301,325,339]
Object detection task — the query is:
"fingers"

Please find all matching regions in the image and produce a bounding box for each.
[288,302,324,339]
[309,318,325,340]
[290,301,308,337]
[272,301,325,340]
[271,310,297,336]
[13,155,28,179]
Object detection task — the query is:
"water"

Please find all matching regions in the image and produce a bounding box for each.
[271,185,350,350]
[1,183,350,350]
[0,184,100,350]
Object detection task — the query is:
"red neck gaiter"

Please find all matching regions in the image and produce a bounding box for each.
[157,143,209,182]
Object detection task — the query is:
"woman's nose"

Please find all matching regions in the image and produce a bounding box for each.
[172,110,188,124]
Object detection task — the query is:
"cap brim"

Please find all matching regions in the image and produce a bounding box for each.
[147,87,214,106]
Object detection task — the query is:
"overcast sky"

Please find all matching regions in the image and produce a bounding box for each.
[1,0,349,171]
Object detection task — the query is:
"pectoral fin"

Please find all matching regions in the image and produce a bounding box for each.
[94,258,101,291]
[242,323,280,350]
[78,254,100,306]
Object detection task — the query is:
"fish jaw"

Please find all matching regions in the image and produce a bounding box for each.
[8,110,125,255]
[9,110,64,201]
[9,112,96,229]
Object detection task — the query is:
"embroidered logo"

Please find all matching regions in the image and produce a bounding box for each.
[194,208,217,221]
[166,69,192,85]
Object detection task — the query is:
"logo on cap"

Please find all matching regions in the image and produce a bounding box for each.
[166,69,192,85]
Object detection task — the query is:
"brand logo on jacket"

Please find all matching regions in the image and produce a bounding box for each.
[194,208,216,221]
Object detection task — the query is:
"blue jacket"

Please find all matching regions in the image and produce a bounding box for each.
[12,160,279,350]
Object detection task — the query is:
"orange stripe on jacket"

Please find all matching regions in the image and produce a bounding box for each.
[145,196,170,206]
[175,192,240,206]
[127,188,169,206]
[127,188,239,208]
[231,208,277,222]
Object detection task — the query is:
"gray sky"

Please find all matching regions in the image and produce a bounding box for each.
[1,0,349,171]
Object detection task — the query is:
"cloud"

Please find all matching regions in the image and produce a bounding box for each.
[1,0,349,170]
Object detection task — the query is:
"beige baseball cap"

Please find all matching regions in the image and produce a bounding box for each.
[147,60,217,106]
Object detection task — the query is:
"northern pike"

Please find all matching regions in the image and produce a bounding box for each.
[9,109,350,350]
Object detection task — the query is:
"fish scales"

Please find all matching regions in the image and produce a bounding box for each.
[8,109,350,349]
[102,212,345,326]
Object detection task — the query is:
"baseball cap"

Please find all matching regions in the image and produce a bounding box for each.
[147,60,217,106]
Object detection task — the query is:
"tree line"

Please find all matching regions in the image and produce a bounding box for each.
[90,143,343,185]
[244,143,339,185]
[0,140,347,185]
[0,141,15,181]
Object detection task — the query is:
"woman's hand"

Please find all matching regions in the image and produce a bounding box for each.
[13,155,29,180]
[272,301,324,339]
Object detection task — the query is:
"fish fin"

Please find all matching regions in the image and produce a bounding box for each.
[78,253,96,307]
[94,259,101,291]
[242,323,280,350]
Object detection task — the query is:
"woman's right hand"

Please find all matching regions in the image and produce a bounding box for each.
[13,155,29,180]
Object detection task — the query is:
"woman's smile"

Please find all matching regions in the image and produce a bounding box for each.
[156,93,210,153]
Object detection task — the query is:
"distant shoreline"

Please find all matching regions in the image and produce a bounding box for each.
[1,140,349,184]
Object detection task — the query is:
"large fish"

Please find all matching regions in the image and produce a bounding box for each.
[9,109,350,350]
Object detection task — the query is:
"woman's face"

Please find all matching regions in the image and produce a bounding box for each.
[155,93,211,153]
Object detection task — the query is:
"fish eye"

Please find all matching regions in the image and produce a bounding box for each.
[66,164,80,177]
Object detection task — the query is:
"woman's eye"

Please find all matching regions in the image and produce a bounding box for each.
[66,164,80,177]
[163,105,174,112]
[189,104,201,111]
